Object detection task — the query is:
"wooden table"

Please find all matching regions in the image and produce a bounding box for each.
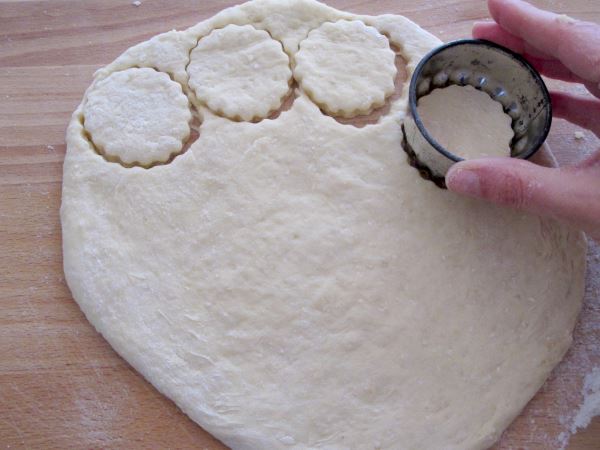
[1,1,599,448]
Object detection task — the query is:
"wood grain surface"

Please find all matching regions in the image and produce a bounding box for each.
[1,1,599,449]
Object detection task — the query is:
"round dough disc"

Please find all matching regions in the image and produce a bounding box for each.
[294,20,397,117]
[83,67,192,166]
[62,1,586,449]
[188,24,292,121]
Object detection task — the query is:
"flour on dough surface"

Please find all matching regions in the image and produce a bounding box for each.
[62,1,586,449]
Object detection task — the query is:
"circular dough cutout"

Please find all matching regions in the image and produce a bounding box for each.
[294,20,397,118]
[188,24,292,121]
[83,68,192,166]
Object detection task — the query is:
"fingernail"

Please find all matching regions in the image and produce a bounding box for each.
[446,168,481,196]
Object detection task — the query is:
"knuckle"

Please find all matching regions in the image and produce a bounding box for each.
[482,171,529,209]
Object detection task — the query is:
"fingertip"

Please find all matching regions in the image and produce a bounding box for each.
[446,157,534,202]
[445,163,461,190]
[487,0,507,22]
[446,162,481,196]
[469,23,533,56]
[472,21,495,38]
[488,0,521,20]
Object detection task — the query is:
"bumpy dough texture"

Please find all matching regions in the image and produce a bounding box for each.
[62,1,586,449]
[188,24,292,121]
[294,20,397,117]
[418,85,513,159]
[83,67,191,166]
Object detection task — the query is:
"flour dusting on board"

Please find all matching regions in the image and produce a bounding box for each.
[495,240,600,449]
[572,367,600,432]
[550,240,600,449]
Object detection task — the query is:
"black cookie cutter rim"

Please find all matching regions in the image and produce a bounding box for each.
[401,124,447,189]
[408,38,553,164]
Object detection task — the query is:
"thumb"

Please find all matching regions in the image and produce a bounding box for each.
[445,157,600,241]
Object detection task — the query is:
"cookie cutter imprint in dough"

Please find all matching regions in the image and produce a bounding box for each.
[80,17,409,170]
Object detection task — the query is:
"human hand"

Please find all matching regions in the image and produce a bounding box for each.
[445,0,600,242]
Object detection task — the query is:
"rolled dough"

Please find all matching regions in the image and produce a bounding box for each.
[417,85,513,159]
[61,0,586,449]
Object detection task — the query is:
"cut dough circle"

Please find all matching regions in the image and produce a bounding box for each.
[188,24,292,121]
[62,1,586,449]
[83,67,192,166]
[294,20,397,118]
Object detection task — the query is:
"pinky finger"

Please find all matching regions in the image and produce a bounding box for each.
[472,21,552,59]
[526,56,589,85]
[584,81,600,99]
[551,91,600,137]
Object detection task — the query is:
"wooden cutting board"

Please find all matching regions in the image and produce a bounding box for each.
[1,1,599,448]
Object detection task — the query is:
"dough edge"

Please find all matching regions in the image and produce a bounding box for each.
[61,1,588,449]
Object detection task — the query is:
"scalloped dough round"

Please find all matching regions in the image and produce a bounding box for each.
[188,24,292,121]
[62,1,586,449]
[294,20,397,117]
[83,67,191,166]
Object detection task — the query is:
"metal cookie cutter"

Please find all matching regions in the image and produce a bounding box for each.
[402,39,552,188]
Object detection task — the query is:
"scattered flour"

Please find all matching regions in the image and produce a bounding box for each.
[574,131,585,140]
[553,241,600,449]
[495,241,600,449]
[571,367,600,433]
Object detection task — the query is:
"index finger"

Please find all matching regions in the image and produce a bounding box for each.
[488,0,600,84]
